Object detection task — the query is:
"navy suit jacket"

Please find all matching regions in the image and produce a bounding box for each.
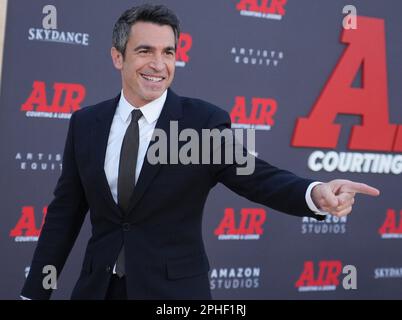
[21,89,321,299]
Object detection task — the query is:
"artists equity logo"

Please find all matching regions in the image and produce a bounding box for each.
[21,81,86,119]
[231,47,284,67]
[292,17,402,175]
[176,33,192,67]
[378,209,402,239]
[295,261,357,292]
[236,0,287,21]
[15,152,62,171]
[230,96,277,131]
[10,206,47,242]
[210,267,260,290]
[214,208,266,240]
[28,5,89,46]
[301,215,347,235]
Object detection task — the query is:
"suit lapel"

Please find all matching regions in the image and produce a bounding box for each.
[90,94,124,218]
[126,89,183,222]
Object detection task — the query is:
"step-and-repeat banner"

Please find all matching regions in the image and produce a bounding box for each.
[1,0,401,299]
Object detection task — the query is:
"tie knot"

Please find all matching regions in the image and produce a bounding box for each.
[131,109,143,123]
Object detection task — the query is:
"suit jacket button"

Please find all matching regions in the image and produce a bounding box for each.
[106,266,111,273]
[122,223,131,231]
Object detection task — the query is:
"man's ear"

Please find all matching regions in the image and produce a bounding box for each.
[111,47,123,70]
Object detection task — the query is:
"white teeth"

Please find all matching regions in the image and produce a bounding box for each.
[141,74,164,82]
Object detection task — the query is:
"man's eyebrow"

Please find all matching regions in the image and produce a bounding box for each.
[134,45,154,51]
[133,45,176,52]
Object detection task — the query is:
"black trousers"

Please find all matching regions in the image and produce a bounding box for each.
[105,274,127,300]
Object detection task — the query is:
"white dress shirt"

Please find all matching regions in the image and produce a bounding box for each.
[106,90,166,275]
[306,182,327,215]
[104,90,167,204]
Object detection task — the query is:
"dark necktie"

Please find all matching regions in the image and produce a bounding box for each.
[115,109,143,277]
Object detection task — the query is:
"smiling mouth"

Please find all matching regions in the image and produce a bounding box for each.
[140,73,166,83]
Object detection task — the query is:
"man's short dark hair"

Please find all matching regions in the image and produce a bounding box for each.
[112,4,181,57]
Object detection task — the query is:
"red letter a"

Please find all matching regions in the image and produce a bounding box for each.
[292,16,401,152]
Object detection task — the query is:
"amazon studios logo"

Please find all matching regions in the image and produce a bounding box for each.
[301,215,348,235]
[210,266,260,290]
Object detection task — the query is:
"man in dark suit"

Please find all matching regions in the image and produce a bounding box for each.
[21,4,379,300]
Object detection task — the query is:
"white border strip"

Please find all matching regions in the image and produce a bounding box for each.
[0,0,8,92]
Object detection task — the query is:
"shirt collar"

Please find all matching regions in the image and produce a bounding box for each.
[117,89,167,124]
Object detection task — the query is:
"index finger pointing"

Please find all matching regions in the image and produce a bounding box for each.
[340,182,380,196]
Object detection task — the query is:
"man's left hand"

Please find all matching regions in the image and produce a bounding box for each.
[311,179,380,217]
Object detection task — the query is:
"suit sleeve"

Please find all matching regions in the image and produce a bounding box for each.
[21,111,89,300]
[207,108,324,219]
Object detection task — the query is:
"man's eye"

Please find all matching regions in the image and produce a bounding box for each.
[138,50,149,54]
[166,51,175,56]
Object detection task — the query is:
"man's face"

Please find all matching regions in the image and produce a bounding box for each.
[111,21,176,107]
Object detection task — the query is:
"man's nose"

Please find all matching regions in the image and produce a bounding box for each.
[149,55,165,71]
